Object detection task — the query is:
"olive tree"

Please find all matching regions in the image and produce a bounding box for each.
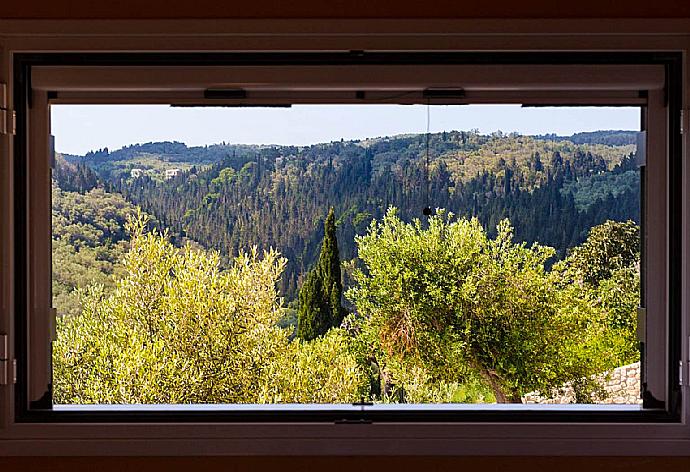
[53,214,364,404]
[347,209,626,403]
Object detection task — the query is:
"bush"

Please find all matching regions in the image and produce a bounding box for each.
[53,215,363,404]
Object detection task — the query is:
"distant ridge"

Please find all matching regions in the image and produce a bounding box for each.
[61,130,640,161]
[533,130,639,147]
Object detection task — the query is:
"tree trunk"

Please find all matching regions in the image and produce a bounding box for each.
[478,368,522,404]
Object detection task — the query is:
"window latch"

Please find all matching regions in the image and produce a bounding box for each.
[0,83,16,136]
[0,334,16,386]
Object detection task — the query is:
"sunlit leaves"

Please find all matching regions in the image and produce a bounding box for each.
[347,209,638,403]
[53,208,639,405]
[53,214,364,404]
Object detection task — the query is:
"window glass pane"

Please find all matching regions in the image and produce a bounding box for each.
[50,104,641,407]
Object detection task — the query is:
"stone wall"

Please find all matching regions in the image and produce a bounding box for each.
[522,362,641,405]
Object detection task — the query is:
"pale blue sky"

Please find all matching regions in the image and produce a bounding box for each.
[51,104,640,156]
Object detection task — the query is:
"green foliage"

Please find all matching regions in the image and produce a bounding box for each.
[552,220,641,377]
[596,267,640,362]
[53,154,100,193]
[296,271,326,340]
[53,129,642,405]
[53,215,364,404]
[211,167,236,186]
[347,209,638,403]
[68,142,223,181]
[258,329,367,403]
[297,208,344,340]
[563,220,639,286]
[113,131,639,302]
[52,182,143,318]
[562,169,639,211]
[53,209,639,404]
[539,130,639,147]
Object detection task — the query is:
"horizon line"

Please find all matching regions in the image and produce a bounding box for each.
[58,128,639,157]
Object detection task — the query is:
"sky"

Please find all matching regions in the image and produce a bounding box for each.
[51,104,640,156]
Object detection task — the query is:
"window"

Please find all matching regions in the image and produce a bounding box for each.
[0,15,687,456]
[48,103,644,411]
[9,52,681,425]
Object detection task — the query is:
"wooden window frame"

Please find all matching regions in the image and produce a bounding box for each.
[0,19,687,456]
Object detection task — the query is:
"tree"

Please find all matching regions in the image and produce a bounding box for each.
[115,131,639,303]
[562,219,639,286]
[296,208,344,340]
[346,209,630,403]
[51,182,145,318]
[553,220,641,375]
[296,270,327,340]
[52,214,364,404]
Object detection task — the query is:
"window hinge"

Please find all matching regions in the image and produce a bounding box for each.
[0,83,16,136]
[0,334,16,386]
[681,108,690,136]
[685,336,690,387]
[681,335,690,388]
[680,361,684,387]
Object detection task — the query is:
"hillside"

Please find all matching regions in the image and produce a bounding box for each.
[52,182,138,317]
[60,130,641,302]
[64,141,272,181]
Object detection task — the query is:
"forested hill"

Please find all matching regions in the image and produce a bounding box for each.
[63,141,271,181]
[533,130,639,147]
[64,130,640,302]
[52,157,142,317]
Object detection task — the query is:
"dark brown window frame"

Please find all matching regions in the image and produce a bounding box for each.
[9,51,684,425]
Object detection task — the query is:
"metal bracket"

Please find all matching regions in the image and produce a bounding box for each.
[681,361,684,387]
[680,108,690,136]
[0,334,16,386]
[686,336,690,387]
[681,337,690,388]
[0,83,16,136]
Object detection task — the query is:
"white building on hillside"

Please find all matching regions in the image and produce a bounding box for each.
[165,168,182,179]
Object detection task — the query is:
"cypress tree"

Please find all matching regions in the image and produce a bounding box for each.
[319,208,344,327]
[296,208,343,340]
[296,270,326,341]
